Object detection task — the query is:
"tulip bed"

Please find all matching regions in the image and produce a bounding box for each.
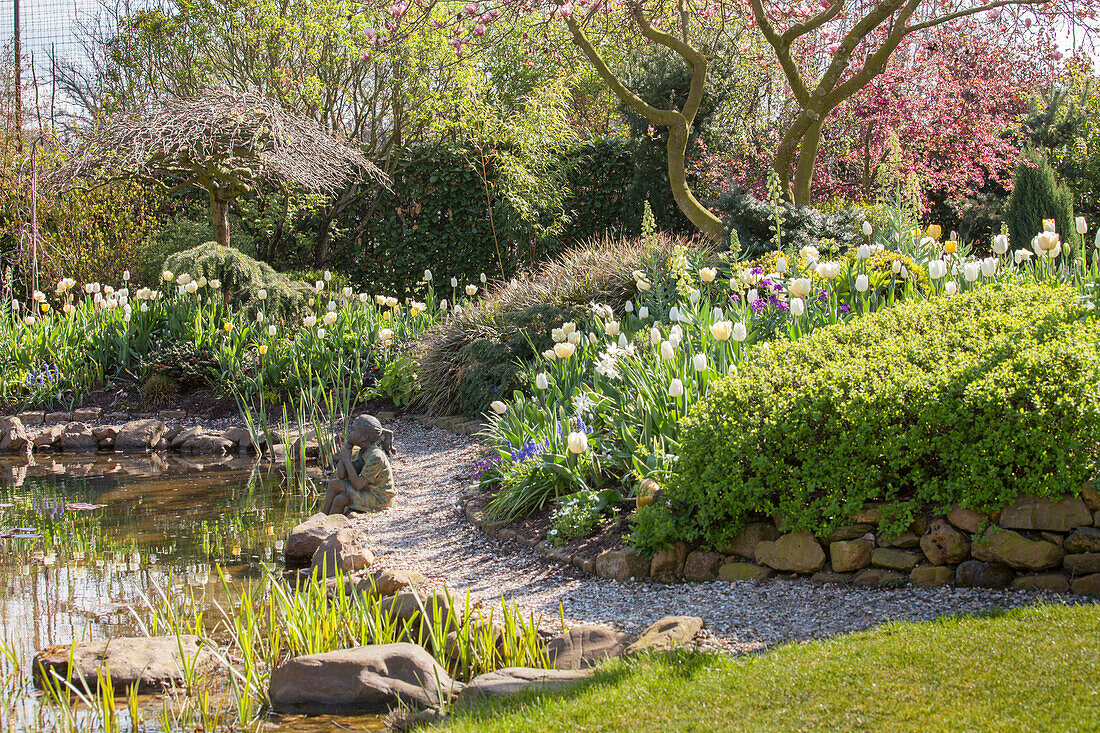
[478,220,1100,544]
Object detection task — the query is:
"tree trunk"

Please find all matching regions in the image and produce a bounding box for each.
[667,121,724,240]
[791,117,824,206]
[209,193,230,247]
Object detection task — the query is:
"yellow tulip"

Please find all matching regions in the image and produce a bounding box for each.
[258,344,268,356]
[944,240,957,254]
[224,322,233,332]
[926,224,942,240]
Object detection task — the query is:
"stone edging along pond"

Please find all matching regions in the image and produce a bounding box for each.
[464,487,1100,598]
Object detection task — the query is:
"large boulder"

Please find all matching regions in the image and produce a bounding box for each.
[268,643,459,714]
[829,539,873,573]
[1064,527,1100,554]
[311,527,374,576]
[1063,553,1100,575]
[355,567,426,599]
[594,548,649,581]
[999,495,1092,532]
[0,417,30,454]
[649,542,688,582]
[115,419,167,452]
[955,560,1014,589]
[920,519,970,566]
[718,562,773,581]
[755,533,826,574]
[946,507,988,534]
[456,667,591,707]
[284,513,351,566]
[544,625,632,670]
[33,424,63,449]
[33,635,215,692]
[682,551,723,582]
[972,529,1063,572]
[60,422,98,452]
[719,522,780,559]
[870,548,921,572]
[624,616,702,655]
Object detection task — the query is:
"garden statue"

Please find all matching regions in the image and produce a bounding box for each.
[322,415,395,515]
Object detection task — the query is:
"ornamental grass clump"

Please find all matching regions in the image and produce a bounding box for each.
[633,283,1100,552]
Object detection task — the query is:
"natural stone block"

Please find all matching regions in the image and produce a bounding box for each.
[870,548,920,572]
[718,522,779,559]
[829,539,873,573]
[852,568,904,587]
[826,524,874,543]
[624,616,702,655]
[0,417,30,454]
[285,513,351,565]
[877,530,921,549]
[71,407,101,422]
[955,560,1014,589]
[755,533,826,574]
[999,495,1092,532]
[1011,574,1070,593]
[811,571,853,585]
[972,528,1063,572]
[45,411,71,424]
[457,667,591,707]
[60,422,98,452]
[1064,527,1100,554]
[717,562,773,582]
[545,625,632,670]
[650,542,688,581]
[920,518,970,565]
[910,565,954,587]
[946,506,988,534]
[33,635,215,693]
[682,550,723,582]
[595,548,648,581]
[1063,553,1100,575]
[16,411,45,426]
[115,419,167,451]
[852,503,885,524]
[159,409,187,420]
[1070,573,1100,596]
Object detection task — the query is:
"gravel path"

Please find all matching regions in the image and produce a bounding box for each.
[355,419,1096,654]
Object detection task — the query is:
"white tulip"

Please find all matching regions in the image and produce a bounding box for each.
[567,331,582,345]
[490,400,507,414]
[945,281,958,295]
[424,269,433,282]
[439,299,448,310]
[856,243,871,260]
[317,327,326,338]
[747,288,759,304]
[790,297,805,316]
[710,320,733,341]
[618,333,628,348]
[855,274,869,293]
[1034,232,1061,258]
[776,256,788,274]
[928,260,947,279]
[480,272,487,283]
[328,300,338,311]
[993,234,1009,255]
[465,284,478,296]
[699,267,717,283]
[554,342,576,359]
[1043,218,1057,233]
[625,300,634,313]
[732,322,748,342]
[324,312,338,325]
[535,372,549,390]
[638,306,649,320]
[303,315,317,327]
[789,278,812,298]
[650,327,661,345]
[815,261,841,279]
[1077,216,1088,235]
[379,328,395,343]
[605,320,620,336]
[567,431,588,454]
[451,277,459,288]
[256,310,264,322]
[562,322,577,335]
[315,280,325,292]
[637,278,651,292]
[862,221,873,237]
[980,257,997,277]
[660,340,675,360]
[692,353,708,372]
[1014,249,1034,264]
[268,324,277,337]
[669,306,680,322]
[964,262,980,282]
[800,245,819,263]
[122,270,130,281]
[689,289,700,305]
[891,259,902,274]
[385,296,398,308]
[668,378,684,398]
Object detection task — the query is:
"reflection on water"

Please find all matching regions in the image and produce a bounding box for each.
[0,455,387,731]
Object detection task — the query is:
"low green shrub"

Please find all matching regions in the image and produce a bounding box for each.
[712,186,866,258]
[632,283,1100,551]
[162,242,313,321]
[142,340,219,388]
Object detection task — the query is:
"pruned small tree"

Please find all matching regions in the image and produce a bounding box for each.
[55,87,386,246]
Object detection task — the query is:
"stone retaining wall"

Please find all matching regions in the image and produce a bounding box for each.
[463,489,1100,597]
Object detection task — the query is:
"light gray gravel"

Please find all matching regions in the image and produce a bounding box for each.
[355,419,1096,654]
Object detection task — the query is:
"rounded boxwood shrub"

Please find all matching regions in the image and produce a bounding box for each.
[632,283,1100,552]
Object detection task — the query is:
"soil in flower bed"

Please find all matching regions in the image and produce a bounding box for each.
[466,490,634,566]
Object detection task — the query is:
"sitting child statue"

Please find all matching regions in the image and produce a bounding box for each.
[322,415,396,515]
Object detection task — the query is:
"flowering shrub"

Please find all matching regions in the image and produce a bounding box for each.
[634,284,1100,552]
[549,490,606,546]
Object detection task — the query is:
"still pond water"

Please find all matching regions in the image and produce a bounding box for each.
[0,454,386,732]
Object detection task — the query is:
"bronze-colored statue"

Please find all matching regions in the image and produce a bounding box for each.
[321,415,395,515]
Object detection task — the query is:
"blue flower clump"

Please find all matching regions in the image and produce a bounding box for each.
[26,363,60,388]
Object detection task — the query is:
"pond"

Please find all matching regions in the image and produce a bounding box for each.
[0,454,386,732]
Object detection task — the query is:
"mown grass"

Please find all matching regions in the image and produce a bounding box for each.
[439,603,1100,732]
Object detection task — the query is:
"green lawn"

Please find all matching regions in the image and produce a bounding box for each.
[438,604,1100,732]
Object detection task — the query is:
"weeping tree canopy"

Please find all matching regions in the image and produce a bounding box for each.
[55,87,388,246]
